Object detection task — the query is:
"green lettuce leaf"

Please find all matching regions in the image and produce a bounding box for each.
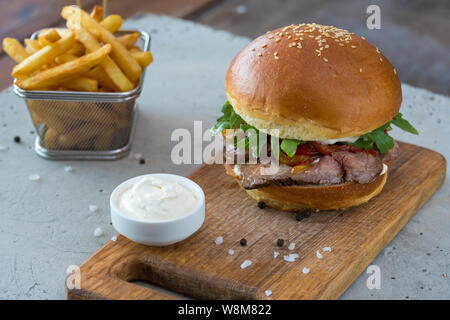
[210,101,245,135]
[345,113,418,154]
[391,113,419,135]
[280,139,304,157]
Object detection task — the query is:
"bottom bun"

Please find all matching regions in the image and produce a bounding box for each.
[224,163,389,212]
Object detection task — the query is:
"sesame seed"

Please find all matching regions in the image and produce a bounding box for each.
[274,56,279,60]
[258,53,262,56]
[323,57,328,62]
[351,45,357,48]
[275,39,281,42]
[268,35,273,39]
[274,52,278,56]
[262,44,267,48]
[361,36,366,40]
[393,68,397,74]
[380,57,383,62]
[339,43,344,46]
[251,48,255,51]
[325,45,329,48]
[360,68,363,72]
[376,47,380,53]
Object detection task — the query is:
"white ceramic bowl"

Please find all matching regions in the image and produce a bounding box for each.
[110,173,205,246]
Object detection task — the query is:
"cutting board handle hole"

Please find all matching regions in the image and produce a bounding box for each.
[129,280,192,299]
[112,260,195,299]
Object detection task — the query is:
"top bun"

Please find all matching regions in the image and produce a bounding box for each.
[225,23,402,141]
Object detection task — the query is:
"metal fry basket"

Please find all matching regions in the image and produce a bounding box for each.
[13,30,151,160]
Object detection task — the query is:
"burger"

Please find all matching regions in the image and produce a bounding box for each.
[211,23,418,212]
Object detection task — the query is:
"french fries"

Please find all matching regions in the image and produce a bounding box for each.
[38,29,62,47]
[100,14,123,33]
[16,44,111,90]
[67,16,133,92]
[13,33,75,78]
[86,66,117,91]
[2,4,153,151]
[118,32,140,50]
[131,50,154,67]
[54,53,77,65]
[90,5,104,22]
[24,39,42,54]
[3,38,29,63]
[63,77,98,92]
[67,41,85,56]
[62,6,142,83]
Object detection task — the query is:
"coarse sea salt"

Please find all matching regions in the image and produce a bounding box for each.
[235,4,247,15]
[93,227,103,237]
[316,250,323,259]
[228,249,235,255]
[133,152,143,160]
[288,242,295,250]
[89,205,99,213]
[240,260,252,269]
[111,235,117,242]
[283,253,299,262]
[273,251,280,258]
[323,247,332,252]
[302,267,310,274]
[64,166,73,172]
[29,173,40,181]
[215,236,223,245]
[265,290,272,297]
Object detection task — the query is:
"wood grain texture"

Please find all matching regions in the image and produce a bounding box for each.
[67,142,446,300]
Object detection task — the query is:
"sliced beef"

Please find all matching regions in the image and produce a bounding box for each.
[291,155,343,184]
[332,151,382,184]
[229,140,399,189]
[240,162,293,189]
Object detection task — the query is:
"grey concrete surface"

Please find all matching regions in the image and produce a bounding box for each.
[0,14,448,300]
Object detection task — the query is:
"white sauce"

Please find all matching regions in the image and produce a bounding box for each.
[380,163,388,176]
[313,136,360,144]
[117,176,199,221]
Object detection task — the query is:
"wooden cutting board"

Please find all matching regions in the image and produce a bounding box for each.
[66,142,446,300]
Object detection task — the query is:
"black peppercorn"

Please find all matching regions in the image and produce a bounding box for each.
[139,158,146,165]
[295,210,311,221]
[13,136,21,143]
[276,239,284,247]
[240,238,247,246]
[257,201,266,209]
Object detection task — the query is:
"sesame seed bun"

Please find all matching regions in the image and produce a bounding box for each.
[224,162,390,211]
[225,23,402,140]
